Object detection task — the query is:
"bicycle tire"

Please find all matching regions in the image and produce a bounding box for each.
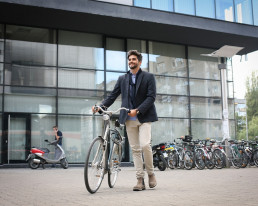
[167,152,176,169]
[184,150,194,170]
[206,151,215,169]
[231,155,242,169]
[195,149,205,170]
[253,150,258,167]
[241,151,249,168]
[84,136,106,194]
[212,149,224,169]
[108,142,122,188]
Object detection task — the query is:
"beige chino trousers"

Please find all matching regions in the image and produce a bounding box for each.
[125,119,154,179]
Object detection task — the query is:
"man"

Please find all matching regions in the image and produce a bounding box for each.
[93,50,158,191]
[52,126,63,168]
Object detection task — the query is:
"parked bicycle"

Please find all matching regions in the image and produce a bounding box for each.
[84,106,130,194]
[170,135,194,170]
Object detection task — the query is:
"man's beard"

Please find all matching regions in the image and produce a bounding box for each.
[129,64,138,70]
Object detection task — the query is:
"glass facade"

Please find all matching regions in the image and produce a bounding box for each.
[97,0,258,26]
[0,24,236,164]
[196,0,215,18]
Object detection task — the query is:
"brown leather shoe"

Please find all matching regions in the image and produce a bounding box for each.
[133,177,146,191]
[148,173,157,188]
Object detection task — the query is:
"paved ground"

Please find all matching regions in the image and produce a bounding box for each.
[0,166,258,206]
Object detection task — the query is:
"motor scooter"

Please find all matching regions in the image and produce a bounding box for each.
[26,139,68,169]
[152,143,167,171]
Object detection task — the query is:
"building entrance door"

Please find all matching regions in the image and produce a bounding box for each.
[2,113,31,164]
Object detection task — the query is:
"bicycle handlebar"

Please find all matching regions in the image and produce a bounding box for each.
[93,105,130,115]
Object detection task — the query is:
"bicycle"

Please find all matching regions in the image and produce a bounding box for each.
[194,139,215,170]
[84,106,130,194]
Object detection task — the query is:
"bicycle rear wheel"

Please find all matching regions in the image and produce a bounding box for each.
[108,142,122,188]
[212,149,225,169]
[195,149,205,170]
[253,150,258,167]
[84,137,106,194]
[184,150,194,170]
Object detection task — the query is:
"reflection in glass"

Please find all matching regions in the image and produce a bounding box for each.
[134,0,150,8]
[174,0,195,15]
[188,47,220,80]
[228,82,234,98]
[5,40,57,66]
[191,119,222,139]
[58,31,104,69]
[58,89,104,115]
[190,79,221,97]
[0,63,3,84]
[58,68,104,90]
[0,24,3,62]
[152,118,189,144]
[152,0,173,12]
[149,41,187,77]
[58,115,103,163]
[156,76,188,95]
[0,86,2,111]
[31,114,56,158]
[127,39,148,71]
[106,72,125,91]
[5,25,56,66]
[0,114,2,163]
[9,116,26,160]
[234,0,253,24]
[4,86,56,113]
[229,120,236,138]
[228,99,234,119]
[5,64,56,87]
[196,0,215,18]
[216,0,234,22]
[254,0,258,26]
[190,97,222,119]
[106,38,126,71]
[156,95,189,118]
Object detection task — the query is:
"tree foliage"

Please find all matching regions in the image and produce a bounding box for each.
[246,71,258,120]
[243,71,258,140]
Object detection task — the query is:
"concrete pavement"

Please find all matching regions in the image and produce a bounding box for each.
[0,166,258,206]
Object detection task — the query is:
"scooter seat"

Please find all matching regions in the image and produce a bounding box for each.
[39,148,50,153]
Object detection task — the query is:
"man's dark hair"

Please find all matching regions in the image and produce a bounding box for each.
[127,50,142,62]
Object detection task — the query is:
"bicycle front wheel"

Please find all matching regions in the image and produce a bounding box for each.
[212,149,225,169]
[84,137,106,194]
[195,149,205,170]
[108,142,122,188]
[184,150,194,170]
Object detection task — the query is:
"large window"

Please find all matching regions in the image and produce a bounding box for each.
[149,41,187,77]
[106,38,126,72]
[134,0,150,8]
[156,95,189,118]
[191,119,222,139]
[0,24,3,63]
[190,97,222,119]
[4,86,56,113]
[58,89,104,115]
[196,0,215,18]
[152,0,173,12]
[234,0,253,24]
[58,115,103,163]
[174,0,195,15]
[253,0,258,26]
[152,118,190,143]
[188,47,220,80]
[216,0,234,22]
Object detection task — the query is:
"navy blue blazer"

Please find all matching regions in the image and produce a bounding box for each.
[101,69,158,124]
